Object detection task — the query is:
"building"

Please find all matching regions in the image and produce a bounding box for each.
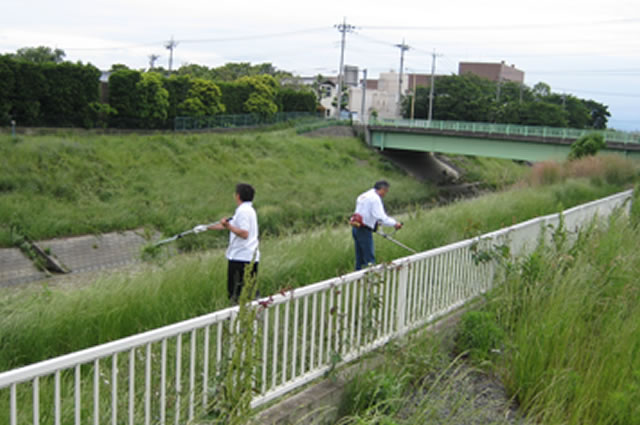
[348,71,446,122]
[458,61,524,84]
[348,71,406,121]
[290,67,360,118]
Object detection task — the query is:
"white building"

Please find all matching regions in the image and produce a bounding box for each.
[348,71,408,122]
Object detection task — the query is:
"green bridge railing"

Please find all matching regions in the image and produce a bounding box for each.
[372,118,640,145]
[175,112,323,131]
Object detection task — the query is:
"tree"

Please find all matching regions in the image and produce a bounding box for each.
[10,61,47,125]
[135,72,169,128]
[108,69,142,128]
[244,92,277,120]
[88,102,117,128]
[0,56,15,123]
[178,78,225,116]
[238,75,279,119]
[521,101,568,127]
[177,64,214,80]
[431,74,496,122]
[545,93,590,128]
[164,74,193,121]
[110,64,130,72]
[532,82,551,98]
[276,88,317,112]
[39,62,101,127]
[13,46,65,64]
[583,99,610,129]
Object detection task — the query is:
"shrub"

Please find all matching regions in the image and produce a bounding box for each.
[455,310,504,363]
[568,133,606,160]
[529,161,565,186]
[601,154,639,186]
[566,155,605,179]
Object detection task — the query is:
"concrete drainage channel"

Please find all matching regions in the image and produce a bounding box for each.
[0,230,152,288]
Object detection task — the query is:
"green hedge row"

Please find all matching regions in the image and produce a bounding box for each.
[0,56,101,127]
[0,57,318,129]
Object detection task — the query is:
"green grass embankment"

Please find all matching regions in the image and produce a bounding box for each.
[0,129,435,248]
[0,178,632,372]
[481,187,640,425]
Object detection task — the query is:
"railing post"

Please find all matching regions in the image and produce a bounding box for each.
[395,265,408,334]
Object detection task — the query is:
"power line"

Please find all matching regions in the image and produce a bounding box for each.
[60,27,330,52]
[178,27,330,44]
[553,87,640,98]
[359,17,640,31]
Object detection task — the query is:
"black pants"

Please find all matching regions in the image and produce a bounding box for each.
[227,260,258,301]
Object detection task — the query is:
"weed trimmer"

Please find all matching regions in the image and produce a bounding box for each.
[375,227,417,254]
[152,217,232,247]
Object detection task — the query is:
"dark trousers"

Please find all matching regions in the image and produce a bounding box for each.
[352,226,375,270]
[227,260,258,301]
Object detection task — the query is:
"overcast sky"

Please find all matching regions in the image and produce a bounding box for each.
[2,0,638,130]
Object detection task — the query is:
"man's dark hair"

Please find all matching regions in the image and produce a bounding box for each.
[236,183,255,202]
[374,180,390,190]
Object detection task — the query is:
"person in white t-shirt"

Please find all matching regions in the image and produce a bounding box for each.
[207,183,260,301]
[352,180,402,270]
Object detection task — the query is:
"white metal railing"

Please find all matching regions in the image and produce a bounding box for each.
[0,189,633,424]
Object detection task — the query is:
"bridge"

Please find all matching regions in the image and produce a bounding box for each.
[367,119,640,162]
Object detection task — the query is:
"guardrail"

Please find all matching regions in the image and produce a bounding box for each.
[372,118,640,145]
[0,190,633,424]
[174,112,322,131]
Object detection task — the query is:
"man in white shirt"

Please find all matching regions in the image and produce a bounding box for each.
[207,183,260,301]
[352,180,402,270]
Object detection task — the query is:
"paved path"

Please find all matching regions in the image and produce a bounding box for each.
[0,248,47,287]
[0,231,150,288]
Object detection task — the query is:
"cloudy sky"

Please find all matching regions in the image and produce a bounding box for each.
[2,0,638,130]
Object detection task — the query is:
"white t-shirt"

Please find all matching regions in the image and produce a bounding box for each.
[226,202,260,262]
[354,188,397,230]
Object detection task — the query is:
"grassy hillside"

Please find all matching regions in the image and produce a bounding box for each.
[0,129,436,247]
[470,188,640,425]
[0,178,633,372]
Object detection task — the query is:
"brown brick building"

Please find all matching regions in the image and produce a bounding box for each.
[458,61,524,83]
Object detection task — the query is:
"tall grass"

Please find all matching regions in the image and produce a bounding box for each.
[316,329,523,425]
[485,212,640,424]
[526,154,639,188]
[448,155,530,189]
[0,179,629,372]
[0,129,435,247]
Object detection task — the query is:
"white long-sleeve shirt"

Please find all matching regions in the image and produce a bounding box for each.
[354,188,397,230]
[226,202,260,262]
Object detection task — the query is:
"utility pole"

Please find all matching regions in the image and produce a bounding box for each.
[395,40,410,115]
[334,18,355,119]
[148,54,160,70]
[165,36,178,73]
[361,68,367,123]
[428,49,441,124]
[410,73,416,119]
